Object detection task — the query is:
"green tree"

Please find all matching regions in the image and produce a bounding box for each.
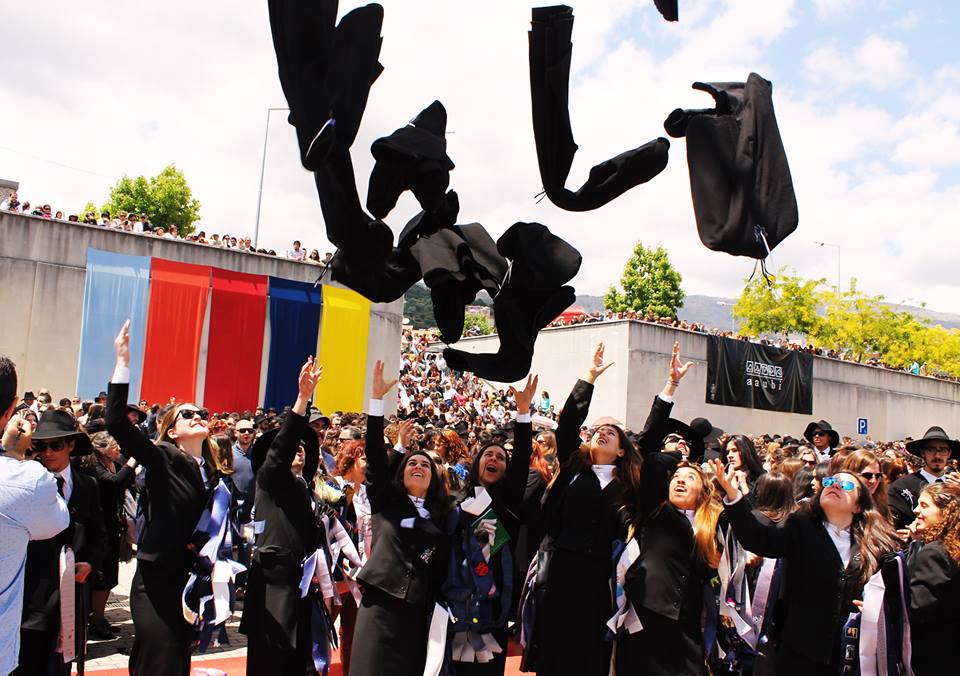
[732,268,825,338]
[79,201,99,220]
[463,312,494,336]
[103,164,201,234]
[603,243,684,316]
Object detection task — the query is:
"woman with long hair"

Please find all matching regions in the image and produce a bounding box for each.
[907,482,960,675]
[842,448,890,520]
[445,375,538,676]
[79,431,138,639]
[713,461,902,676]
[106,321,219,675]
[725,434,766,504]
[525,343,643,675]
[534,429,558,473]
[351,361,457,676]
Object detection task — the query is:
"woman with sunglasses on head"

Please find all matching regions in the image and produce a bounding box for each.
[106,321,219,675]
[444,374,538,676]
[712,460,901,676]
[905,483,960,675]
[350,361,457,676]
[613,344,723,676]
[842,448,890,521]
[525,343,644,676]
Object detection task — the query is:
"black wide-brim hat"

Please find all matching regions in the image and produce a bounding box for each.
[803,420,840,448]
[251,423,321,483]
[661,418,705,462]
[689,417,724,444]
[906,426,960,459]
[33,408,93,457]
[127,404,147,424]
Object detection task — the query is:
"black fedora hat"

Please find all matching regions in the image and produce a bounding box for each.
[23,391,36,401]
[906,427,960,459]
[127,404,146,424]
[33,408,93,457]
[689,417,724,444]
[251,423,321,483]
[803,420,840,448]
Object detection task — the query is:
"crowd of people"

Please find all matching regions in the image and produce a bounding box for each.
[1,319,959,676]
[1,191,334,265]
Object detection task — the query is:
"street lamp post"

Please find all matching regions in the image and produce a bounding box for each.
[814,241,841,291]
[253,107,290,249]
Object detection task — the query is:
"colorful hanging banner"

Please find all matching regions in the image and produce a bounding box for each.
[139,258,211,405]
[315,285,371,414]
[76,249,151,401]
[202,268,268,414]
[263,277,322,412]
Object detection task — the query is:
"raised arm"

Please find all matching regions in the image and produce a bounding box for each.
[259,357,321,492]
[712,458,792,558]
[636,341,693,457]
[105,321,162,470]
[364,360,397,508]
[555,343,612,465]
[502,374,538,513]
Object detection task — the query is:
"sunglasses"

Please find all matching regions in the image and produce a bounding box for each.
[33,439,67,452]
[812,431,828,438]
[822,476,856,492]
[802,460,817,467]
[860,472,882,481]
[176,408,209,422]
[237,428,254,434]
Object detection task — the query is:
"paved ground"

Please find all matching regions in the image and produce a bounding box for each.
[77,560,526,674]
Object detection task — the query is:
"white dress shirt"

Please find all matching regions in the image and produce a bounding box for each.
[55,464,74,503]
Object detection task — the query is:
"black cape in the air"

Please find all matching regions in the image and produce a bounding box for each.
[444,222,581,382]
[529,5,670,212]
[664,74,799,259]
[367,100,455,219]
[268,0,384,169]
[654,0,679,22]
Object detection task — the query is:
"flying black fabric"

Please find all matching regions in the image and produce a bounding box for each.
[444,223,581,382]
[267,0,385,169]
[654,0,679,22]
[367,100,455,219]
[529,5,670,212]
[664,74,798,259]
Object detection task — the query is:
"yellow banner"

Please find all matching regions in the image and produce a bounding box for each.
[315,285,371,413]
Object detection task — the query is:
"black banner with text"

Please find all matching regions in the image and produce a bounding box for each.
[706,335,813,414]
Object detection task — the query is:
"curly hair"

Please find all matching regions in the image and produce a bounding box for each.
[336,439,366,477]
[434,428,469,465]
[920,483,960,566]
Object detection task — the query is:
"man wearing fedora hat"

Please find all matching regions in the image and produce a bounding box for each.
[887,426,960,529]
[16,408,106,675]
[803,419,840,462]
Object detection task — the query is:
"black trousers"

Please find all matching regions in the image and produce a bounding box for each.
[246,597,314,676]
[129,560,192,675]
[13,628,71,676]
[773,646,836,676]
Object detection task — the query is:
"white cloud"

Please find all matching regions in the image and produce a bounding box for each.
[804,35,912,91]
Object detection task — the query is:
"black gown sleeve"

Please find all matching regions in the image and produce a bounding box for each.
[258,412,308,494]
[724,497,794,559]
[555,379,594,466]
[501,420,533,517]
[364,413,388,513]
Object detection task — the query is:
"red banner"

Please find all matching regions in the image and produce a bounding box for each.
[203,268,268,413]
[140,258,211,405]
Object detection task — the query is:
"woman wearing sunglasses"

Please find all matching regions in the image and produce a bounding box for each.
[106,320,218,675]
[906,483,960,675]
[713,461,900,676]
[841,449,891,521]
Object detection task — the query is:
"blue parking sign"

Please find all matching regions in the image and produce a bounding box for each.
[857,418,868,435]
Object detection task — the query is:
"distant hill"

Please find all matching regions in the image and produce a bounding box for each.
[403,284,490,329]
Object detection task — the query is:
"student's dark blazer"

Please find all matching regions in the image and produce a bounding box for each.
[909,540,960,676]
[22,461,106,631]
[106,382,209,572]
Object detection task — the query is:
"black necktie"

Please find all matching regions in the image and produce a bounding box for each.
[56,475,65,497]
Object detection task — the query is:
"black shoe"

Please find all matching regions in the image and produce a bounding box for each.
[88,624,117,641]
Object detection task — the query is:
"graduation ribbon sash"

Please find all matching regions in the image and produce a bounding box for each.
[606,538,643,636]
[58,546,76,662]
[424,603,450,676]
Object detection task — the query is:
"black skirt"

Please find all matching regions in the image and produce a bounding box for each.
[615,607,707,676]
[128,561,192,676]
[349,587,431,676]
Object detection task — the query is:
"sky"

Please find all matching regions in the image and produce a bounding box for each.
[2,0,959,313]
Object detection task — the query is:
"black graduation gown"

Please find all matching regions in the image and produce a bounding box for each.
[239,411,320,674]
[351,414,453,676]
[82,459,135,590]
[528,379,627,676]
[106,381,209,676]
[908,540,960,676]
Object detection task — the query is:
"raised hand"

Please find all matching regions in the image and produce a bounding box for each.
[298,356,323,398]
[114,319,131,367]
[372,360,398,400]
[509,374,539,414]
[397,418,415,449]
[710,458,740,501]
[668,341,694,384]
[586,343,614,383]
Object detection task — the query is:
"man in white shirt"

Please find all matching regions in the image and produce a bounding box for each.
[287,240,306,261]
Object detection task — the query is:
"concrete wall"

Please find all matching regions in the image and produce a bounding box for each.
[0,212,402,408]
[452,320,960,441]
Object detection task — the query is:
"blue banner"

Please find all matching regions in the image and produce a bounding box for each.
[263,277,322,411]
[76,249,151,401]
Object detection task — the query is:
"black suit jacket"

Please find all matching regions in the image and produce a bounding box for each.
[22,462,106,631]
[909,540,960,675]
[725,498,862,666]
[356,414,452,606]
[239,411,319,650]
[83,460,135,539]
[887,472,930,529]
[106,382,209,572]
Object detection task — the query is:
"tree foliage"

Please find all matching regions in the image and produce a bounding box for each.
[463,312,494,335]
[102,164,201,234]
[732,269,824,338]
[604,243,684,316]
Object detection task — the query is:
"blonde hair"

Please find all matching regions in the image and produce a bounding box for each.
[675,461,723,568]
